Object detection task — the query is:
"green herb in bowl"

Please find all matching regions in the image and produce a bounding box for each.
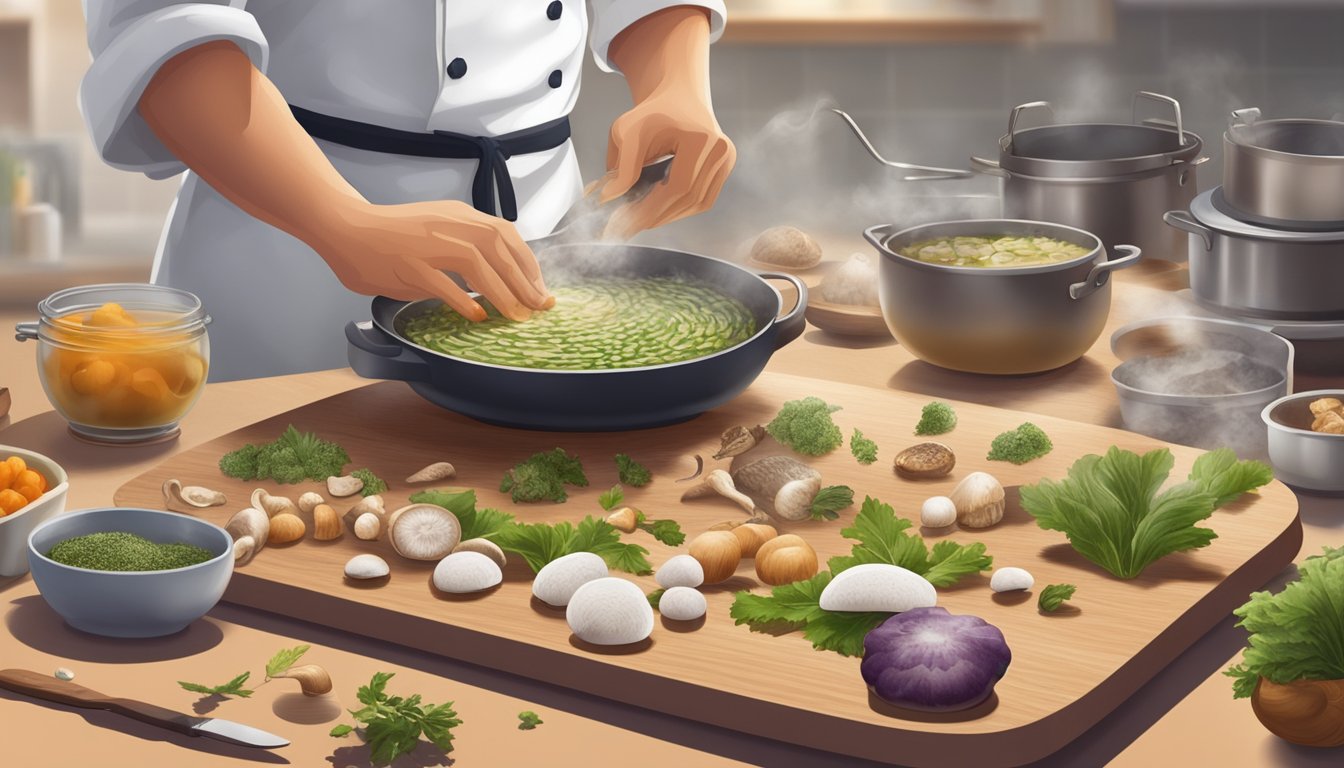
[48,531,213,571]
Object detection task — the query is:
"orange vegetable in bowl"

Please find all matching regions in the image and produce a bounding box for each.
[0,457,51,515]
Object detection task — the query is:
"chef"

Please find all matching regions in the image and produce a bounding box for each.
[81,1,733,381]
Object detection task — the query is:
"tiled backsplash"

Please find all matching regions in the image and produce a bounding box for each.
[567,3,1344,247]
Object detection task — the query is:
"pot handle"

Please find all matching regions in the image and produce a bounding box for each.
[1006,101,1053,151]
[1133,91,1186,146]
[345,320,431,383]
[757,272,808,350]
[1163,210,1213,251]
[14,322,37,342]
[830,109,972,180]
[969,155,1009,178]
[1069,245,1142,300]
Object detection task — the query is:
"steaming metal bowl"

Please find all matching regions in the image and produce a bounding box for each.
[1263,390,1344,495]
[1110,317,1293,460]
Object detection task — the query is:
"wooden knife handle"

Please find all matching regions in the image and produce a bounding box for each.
[0,669,198,736]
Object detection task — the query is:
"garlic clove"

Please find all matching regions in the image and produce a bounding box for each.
[990,566,1034,593]
[920,496,958,529]
[271,664,333,697]
[345,554,390,580]
[658,586,707,621]
[313,504,343,541]
[268,513,307,545]
[405,462,456,483]
[162,479,227,509]
[605,507,639,534]
[297,491,325,514]
[951,472,1006,528]
[755,543,819,586]
[732,522,778,558]
[353,512,381,541]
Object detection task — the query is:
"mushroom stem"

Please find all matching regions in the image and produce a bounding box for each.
[680,469,761,518]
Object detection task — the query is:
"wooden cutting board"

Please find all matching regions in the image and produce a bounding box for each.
[114,373,1301,767]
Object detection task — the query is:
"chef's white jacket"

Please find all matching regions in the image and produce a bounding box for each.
[80,0,726,381]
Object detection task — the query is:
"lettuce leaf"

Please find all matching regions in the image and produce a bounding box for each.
[1189,448,1275,509]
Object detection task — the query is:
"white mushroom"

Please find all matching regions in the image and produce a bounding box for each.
[433,551,503,594]
[344,554,390,580]
[297,491,325,514]
[405,462,457,483]
[658,586,707,621]
[327,474,364,498]
[566,578,655,645]
[951,472,1006,529]
[920,496,958,529]
[818,564,937,613]
[162,479,227,509]
[729,456,823,522]
[990,567,1035,593]
[224,507,269,565]
[681,469,761,519]
[353,512,381,541]
[532,552,608,607]
[251,488,298,517]
[386,503,461,561]
[343,494,386,530]
[452,538,507,568]
[655,554,705,589]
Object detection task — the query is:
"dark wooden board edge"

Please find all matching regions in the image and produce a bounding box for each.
[171,508,1301,768]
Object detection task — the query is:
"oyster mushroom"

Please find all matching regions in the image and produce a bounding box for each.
[387,503,461,561]
[251,488,298,517]
[730,455,822,522]
[162,479,227,509]
[225,507,269,565]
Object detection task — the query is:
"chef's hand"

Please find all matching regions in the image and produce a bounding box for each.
[600,7,735,239]
[315,201,553,322]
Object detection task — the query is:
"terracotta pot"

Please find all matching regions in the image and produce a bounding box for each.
[1252,676,1344,747]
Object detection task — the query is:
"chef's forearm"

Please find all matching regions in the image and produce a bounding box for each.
[609,6,713,104]
[138,41,366,251]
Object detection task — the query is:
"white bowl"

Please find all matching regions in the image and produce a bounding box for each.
[1263,389,1344,495]
[0,445,71,577]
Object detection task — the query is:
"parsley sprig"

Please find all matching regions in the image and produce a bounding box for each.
[329,672,461,766]
[178,672,253,698]
[598,485,685,547]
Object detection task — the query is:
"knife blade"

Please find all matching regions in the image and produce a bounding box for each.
[0,669,288,749]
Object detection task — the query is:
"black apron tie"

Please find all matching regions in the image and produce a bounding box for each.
[288,105,571,222]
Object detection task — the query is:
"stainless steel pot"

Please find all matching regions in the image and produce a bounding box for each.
[1165,188,1344,321]
[1263,389,1344,495]
[970,93,1207,263]
[1224,107,1344,227]
[864,219,1141,375]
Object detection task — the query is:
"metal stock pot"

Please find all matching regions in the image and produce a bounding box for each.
[1223,107,1344,227]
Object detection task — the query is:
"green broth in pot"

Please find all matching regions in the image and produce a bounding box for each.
[900,235,1091,268]
[397,277,757,370]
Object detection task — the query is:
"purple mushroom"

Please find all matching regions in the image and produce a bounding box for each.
[861,606,1012,712]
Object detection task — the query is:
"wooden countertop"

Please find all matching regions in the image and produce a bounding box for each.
[1,255,1342,767]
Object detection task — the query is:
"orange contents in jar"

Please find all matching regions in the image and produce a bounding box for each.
[0,456,48,516]
[42,302,209,429]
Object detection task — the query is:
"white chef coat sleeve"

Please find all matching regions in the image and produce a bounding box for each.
[81,1,269,179]
[588,1,727,74]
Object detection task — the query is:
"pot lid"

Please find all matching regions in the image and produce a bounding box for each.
[1189,187,1344,242]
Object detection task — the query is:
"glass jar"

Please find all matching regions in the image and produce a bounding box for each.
[16,284,210,444]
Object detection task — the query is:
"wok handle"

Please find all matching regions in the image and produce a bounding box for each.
[1069,245,1142,300]
[345,321,431,383]
[757,272,808,350]
[1163,210,1213,251]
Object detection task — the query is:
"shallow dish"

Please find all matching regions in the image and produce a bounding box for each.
[27,507,232,637]
[1263,390,1344,495]
[805,299,891,338]
[0,445,70,577]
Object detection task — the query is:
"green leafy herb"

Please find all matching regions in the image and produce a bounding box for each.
[351,468,388,497]
[1225,547,1344,699]
[328,672,462,766]
[1021,446,1272,579]
[987,422,1053,464]
[1038,584,1077,613]
[178,672,253,699]
[517,711,543,730]
[598,485,624,512]
[218,425,350,484]
[849,429,878,465]
[915,401,957,436]
[1189,448,1274,508]
[730,497,991,655]
[809,485,855,521]
[614,453,652,487]
[265,645,309,680]
[407,489,514,541]
[500,448,588,503]
[638,517,686,547]
[647,588,665,609]
[766,397,844,456]
[493,516,652,574]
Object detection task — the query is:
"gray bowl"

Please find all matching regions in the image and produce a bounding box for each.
[1263,389,1344,495]
[27,508,233,638]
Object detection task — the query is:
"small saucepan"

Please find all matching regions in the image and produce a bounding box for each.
[864,219,1141,375]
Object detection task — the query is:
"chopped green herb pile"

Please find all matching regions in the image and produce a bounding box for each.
[493,516,652,574]
[500,448,588,503]
[598,485,685,546]
[179,672,253,699]
[915,401,958,436]
[1226,547,1344,699]
[767,397,844,456]
[48,532,213,572]
[987,422,1053,464]
[809,485,855,521]
[328,672,461,766]
[849,429,878,465]
[614,453,652,487]
[1038,584,1077,613]
[517,711,544,730]
[218,424,350,484]
[351,468,387,497]
[730,496,992,655]
[407,489,514,541]
[1020,447,1273,579]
